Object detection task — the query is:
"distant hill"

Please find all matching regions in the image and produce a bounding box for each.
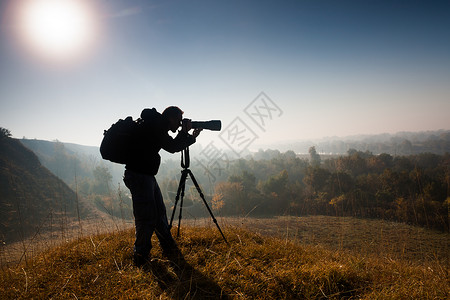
[259,129,450,155]
[0,137,92,243]
[20,139,125,188]
[20,139,100,161]
[18,138,195,189]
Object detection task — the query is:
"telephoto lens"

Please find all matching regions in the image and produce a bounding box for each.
[191,120,221,131]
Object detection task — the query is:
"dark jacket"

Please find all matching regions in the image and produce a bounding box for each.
[125,108,195,175]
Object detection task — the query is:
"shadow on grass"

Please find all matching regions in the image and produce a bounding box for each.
[143,252,229,299]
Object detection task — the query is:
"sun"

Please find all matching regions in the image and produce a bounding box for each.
[13,0,100,63]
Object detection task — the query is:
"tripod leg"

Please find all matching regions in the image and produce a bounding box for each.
[169,170,188,229]
[177,176,186,238]
[187,170,229,245]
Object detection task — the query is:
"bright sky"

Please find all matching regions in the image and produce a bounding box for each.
[1,0,449,152]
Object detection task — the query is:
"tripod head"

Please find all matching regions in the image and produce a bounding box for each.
[181,147,190,169]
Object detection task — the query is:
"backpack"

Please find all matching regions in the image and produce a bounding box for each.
[100,116,142,164]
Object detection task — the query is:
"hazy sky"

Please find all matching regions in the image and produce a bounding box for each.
[1,0,449,152]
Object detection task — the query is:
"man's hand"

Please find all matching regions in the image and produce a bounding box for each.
[182,118,202,137]
[181,118,192,132]
[192,128,202,138]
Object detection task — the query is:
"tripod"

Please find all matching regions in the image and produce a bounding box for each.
[169,147,228,244]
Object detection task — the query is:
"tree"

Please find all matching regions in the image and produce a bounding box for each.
[303,167,330,195]
[0,127,11,139]
[309,146,321,167]
[259,169,290,213]
[212,181,245,215]
[261,169,288,196]
[92,165,113,194]
[399,139,413,155]
[229,170,257,193]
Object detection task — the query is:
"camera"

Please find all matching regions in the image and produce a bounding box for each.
[191,120,221,131]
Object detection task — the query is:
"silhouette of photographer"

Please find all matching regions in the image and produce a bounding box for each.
[123,106,202,267]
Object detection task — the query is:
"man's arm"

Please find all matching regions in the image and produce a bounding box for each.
[162,131,195,153]
[161,119,202,153]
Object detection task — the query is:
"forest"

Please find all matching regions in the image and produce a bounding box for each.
[205,148,449,232]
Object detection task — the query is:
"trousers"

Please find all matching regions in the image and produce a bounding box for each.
[123,169,176,257]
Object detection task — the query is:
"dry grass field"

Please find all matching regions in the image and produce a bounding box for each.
[218,216,449,263]
[1,216,448,299]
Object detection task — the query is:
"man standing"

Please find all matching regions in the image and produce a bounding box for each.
[123,106,202,267]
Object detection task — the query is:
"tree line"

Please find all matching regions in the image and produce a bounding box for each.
[210,148,449,231]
